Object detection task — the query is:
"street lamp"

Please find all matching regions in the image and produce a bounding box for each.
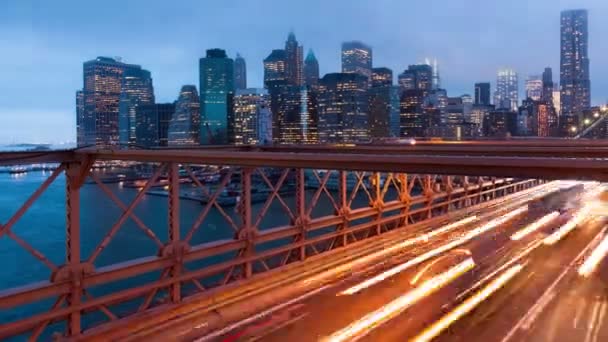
[584,118,591,125]
[570,126,578,133]
[594,112,600,118]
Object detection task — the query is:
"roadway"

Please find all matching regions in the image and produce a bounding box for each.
[146,181,608,342]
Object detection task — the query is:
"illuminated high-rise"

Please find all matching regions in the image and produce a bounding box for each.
[232,88,273,145]
[304,49,319,87]
[318,73,369,143]
[341,41,372,85]
[82,57,151,146]
[118,67,155,146]
[135,103,175,148]
[560,9,590,116]
[234,53,247,90]
[199,49,234,145]
[542,67,554,103]
[525,75,542,101]
[263,49,287,86]
[285,32,304,86]
[168,85,200,146]
[398,64,433,93]
[371,67,393,88]
[494,68,518,111]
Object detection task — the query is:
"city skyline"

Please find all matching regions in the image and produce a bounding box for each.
[2,0,608,143]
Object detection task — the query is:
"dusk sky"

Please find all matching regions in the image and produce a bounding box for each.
[1,0,607,144]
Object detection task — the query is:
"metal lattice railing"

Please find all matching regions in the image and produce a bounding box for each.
[0,150,545,340]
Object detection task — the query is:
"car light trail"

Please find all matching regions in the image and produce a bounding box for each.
[412,264,524,342]
[340,206,526,295]
[410,249,471,285]
[511,211,560,241]
[578,232,608,277]
[544,207,591,245]
[323,258,475,342]
[302,216,477,286]
[455,238,542,302]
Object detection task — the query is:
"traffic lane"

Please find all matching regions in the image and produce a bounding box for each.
[518,226,608,342]
[193,192,562,342]
[233,213,545,342]
[356,214,561,342]
[427,220,607,342]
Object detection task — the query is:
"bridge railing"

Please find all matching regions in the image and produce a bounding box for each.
[0,149,542,340]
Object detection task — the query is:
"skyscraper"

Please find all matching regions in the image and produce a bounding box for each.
[232,88,272,145]
[560,9,590,116]
[76,90,84,146]
[81,57,149,146]
[400,89,427,137]
[371,67,393,88]
[474,82,491,106]
[341,41,372,85]
[118,67,155,146]
[318,73,369,143]
[135,103,175,148]
[168,85,200,146]
[199,49,234,145]
[494,68,519,111]
[285,32,304,86]
[233,53,247,90]
[398,64,433,93]
[263,49,287,86]
[525,75,542,101]
[304,49,319,87]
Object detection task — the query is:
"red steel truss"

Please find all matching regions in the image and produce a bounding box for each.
[0,149,548,340]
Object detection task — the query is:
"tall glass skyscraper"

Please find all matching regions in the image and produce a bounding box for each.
[341,41,372,85]
[285,32,304,86]
[318,73,369,143]
[234,53,247,90]
[118,67,155,146]
[168,85,200,146]
[199,49,234,145]
[542,67,554,103]
[304,49,319,87]
[494,68,519,111]
[474,82,491,106]
[525,75,543,101]
[560,9,590,116]
[263,49,287,86]
[81,57,150,146]
[398,64,433,93]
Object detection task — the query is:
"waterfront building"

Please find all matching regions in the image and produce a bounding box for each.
[168,85,200,146]
[199,49,234,145]
[561,9,590,116]
[81,57,152,146]
[135,103,175,148]
[118,67,155,146]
